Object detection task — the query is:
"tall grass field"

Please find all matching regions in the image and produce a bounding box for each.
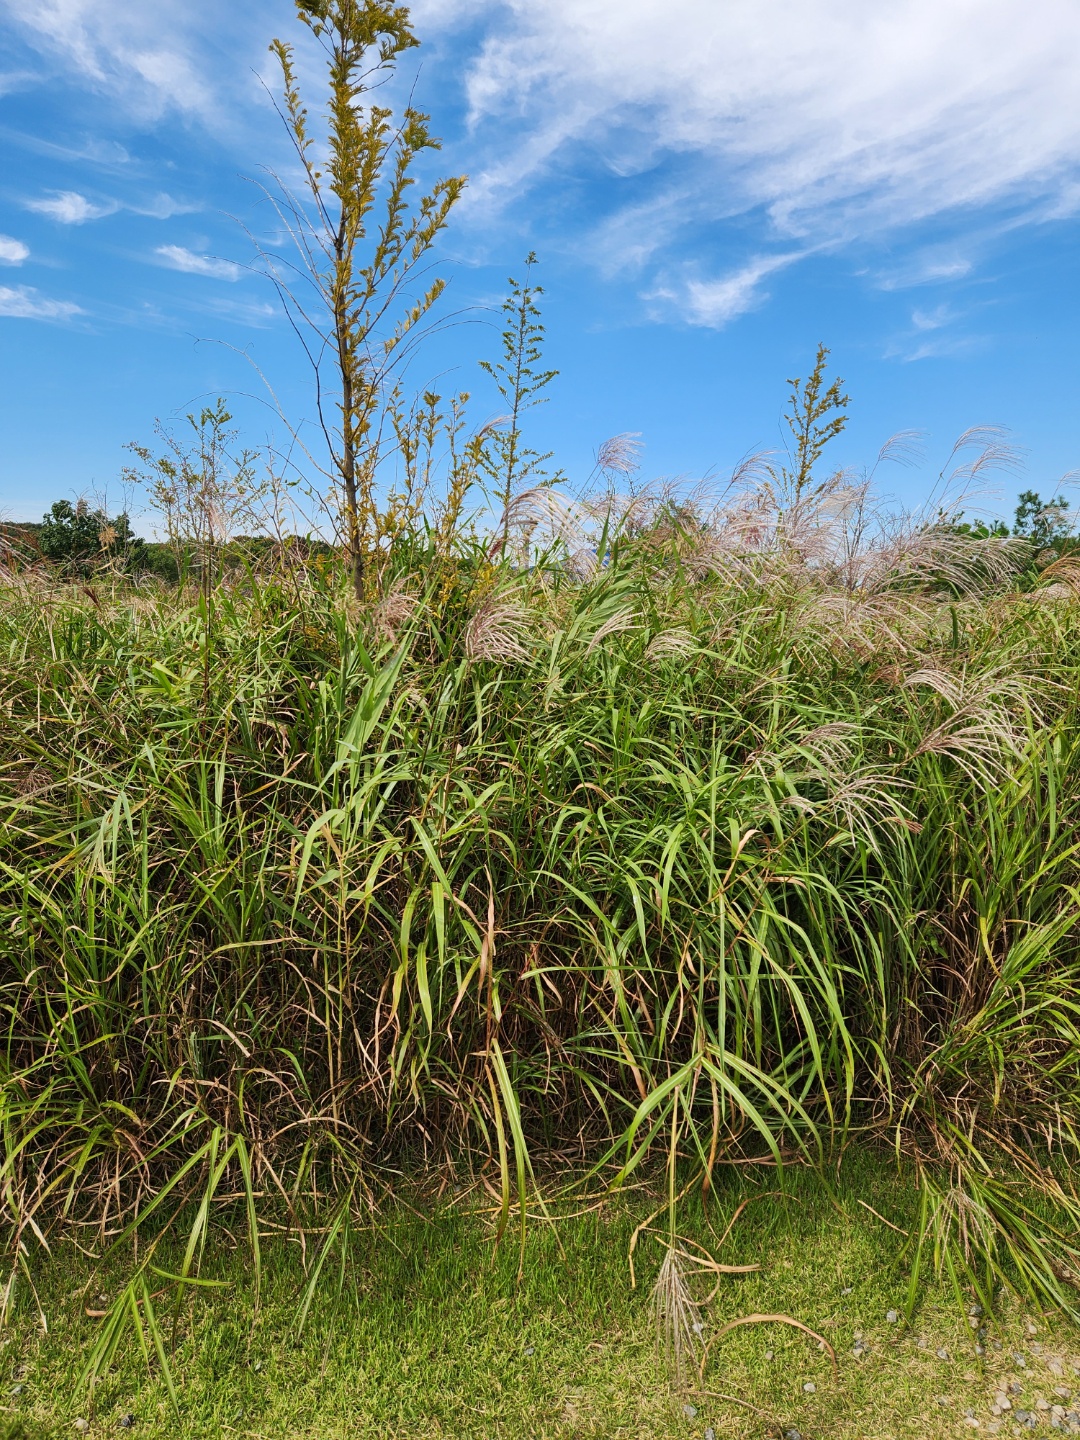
[4,454,1080,1432]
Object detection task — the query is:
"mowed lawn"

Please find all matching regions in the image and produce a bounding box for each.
[3,1157,1079,1440]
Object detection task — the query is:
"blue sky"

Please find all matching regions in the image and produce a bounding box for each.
[1,0,1079,531]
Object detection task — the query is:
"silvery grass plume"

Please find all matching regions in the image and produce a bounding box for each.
[594,431,644,482]
[904,667,1037,788]
[498,486,586,565]
[500,424,1038,609]
[370,579,418,644]
[767,720,913,847]
[650,1247,703,1381]
[1031,552,1080,599]
[645,627,697,661]
[584,604,639,654]
[463,588,532,665]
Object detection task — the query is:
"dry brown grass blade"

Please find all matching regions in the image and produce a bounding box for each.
[855,1198,910,1235]
[693,1387,773,1418]
[699,1313,838,1384]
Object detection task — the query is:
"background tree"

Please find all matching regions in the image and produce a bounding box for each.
[1013,488,1072,550]
[267,0,465,601]
[126,400,266,589]
[479,253,562,545]
[38,499,146,576]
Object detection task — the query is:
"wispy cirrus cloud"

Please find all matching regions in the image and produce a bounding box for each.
[648,253,801,328]
[0,284,82,320]
[0,236,29,265]
[23,187,199,225]
[410,0,1080,324]
[154,244,241,281]
[133,194,200,221]
[0,0,245,123]
[441,0,1080,236]
[25,189,117,223]
[6,0,1080,333]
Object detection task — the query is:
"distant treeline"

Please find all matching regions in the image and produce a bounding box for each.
[0,504,333,583]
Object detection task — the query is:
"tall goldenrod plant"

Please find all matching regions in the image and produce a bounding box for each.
[268,0,465,601]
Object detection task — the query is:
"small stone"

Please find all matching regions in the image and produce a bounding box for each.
[1040,1401,1053,1412]
[993,1341,1004,1351]
[918,1337,928,1349]
[969,1304,985,1318]
[1050,1362,1066,1378]
[937,1347,950,1360]
[1010,1383,1025,1396]
[963,1420,981,1430]
[886,1309,899,1324]
[784,1431,803,1440]
[765,1350,774,1361]
[524,1346,534,1356]
[976,1345,986,1356]
[935,1395,951,1407]
[841,1286,852,1295]
[995,1394,1012,1411]
[73,1424,89,1435]
[1027,1323,1039,1337]
[1015,1354,1029,1368]
[705,1430,716,1440]
[682,1403,698,1418]
[9,1384,23,1396]
[118,1417,136,1430]
[1055,1389,1073,1400]
[692,1320,705,1335]
[803,1381,816,1394]
[987,1422,1002,1435]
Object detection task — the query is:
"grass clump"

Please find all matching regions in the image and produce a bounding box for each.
[2,458,1080,1413]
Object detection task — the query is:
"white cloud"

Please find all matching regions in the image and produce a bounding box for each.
[133,194,200,221]
[0,284,82,319]
[650,253,800,328]
[911,304,958,332]
[0,235,29,265]
[25,189,117,223]
[8,0,1080,323]
[877,252,975,290]
[154,244,242,280]
[430,0,1080,255]
[0,0,223,120]
[0,0,287,125]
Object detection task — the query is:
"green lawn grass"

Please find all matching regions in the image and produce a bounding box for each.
[3,1158,1078,1440]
